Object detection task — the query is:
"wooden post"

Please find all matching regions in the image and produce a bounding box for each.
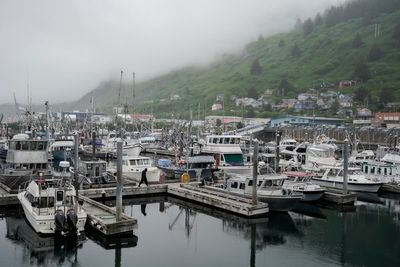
[252,141,258,205]
[343,139,349,195]
[116,141,123,221]
[92,131,96,159]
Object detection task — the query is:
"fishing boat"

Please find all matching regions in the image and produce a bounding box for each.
[283,171,325,202]
[200,135,251,175]
[219,171,303,212]
[17,161,86,236]
[311,166,382,193]
[157,156,215,180]
[49,140,74,160]
[108,156,161,183]
[0,133,53,192]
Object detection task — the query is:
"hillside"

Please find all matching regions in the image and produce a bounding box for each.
[61,2,400,118]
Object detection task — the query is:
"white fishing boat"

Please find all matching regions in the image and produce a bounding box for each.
[201,135,251,175]
[17,162,86,235]
[311,166,382,193]
[0,133,53,192]
[109,156,161,183]
[102,131,142,157]
[283,171,325,202]
[362,161,400,184]
[218,171,303,212]
[303,143,338,171]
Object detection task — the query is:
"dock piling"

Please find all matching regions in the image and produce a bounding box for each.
[116,141,123,222]
[252,141,258,205]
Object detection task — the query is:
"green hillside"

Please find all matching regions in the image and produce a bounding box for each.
[75,1,400,119]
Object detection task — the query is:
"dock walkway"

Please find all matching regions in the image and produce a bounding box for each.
[167,183,269,217]
[80,195,137,236]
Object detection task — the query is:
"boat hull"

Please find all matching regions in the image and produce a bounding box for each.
[18,192,86,235]
[258,195,302,212]
[124,168,161,183]
[298,190,325,202]
[311,178,382,193]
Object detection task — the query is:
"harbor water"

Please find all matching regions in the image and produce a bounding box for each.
[0,194,399,267]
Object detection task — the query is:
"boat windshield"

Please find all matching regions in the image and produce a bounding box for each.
[224,154,244,165]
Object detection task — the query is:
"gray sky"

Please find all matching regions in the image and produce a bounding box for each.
[0,0,341,105]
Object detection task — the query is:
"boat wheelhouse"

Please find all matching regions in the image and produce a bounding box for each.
[201,135,251,174]
[0,133,52,192]
[311,166,382,193]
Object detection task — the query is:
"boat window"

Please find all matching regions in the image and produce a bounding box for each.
[219,138,223,144]
[239,183,245,189]
[56,191,64,202]
[364,165,368,173]
[212,138,218,144]
[9,141,15,150]
[235,139,240,144]
[371,167,375,174]
[138,159,144,165]
[224,138,230,144]
[224,154,243,164]
[258,181,262,186]
[31,142,37,150]
[129,160,136,165]
[48,197,54,207]
[230,138,235,144]
[25,192,34,202]
[231,181,238,189]
[37,142,44,150]
[144,159,149,165]
[262,180,273,187]
[377,168,381,174]
[16,141,21,150]
[248,180,253,186]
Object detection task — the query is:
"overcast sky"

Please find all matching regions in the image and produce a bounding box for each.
[0,0,342,105]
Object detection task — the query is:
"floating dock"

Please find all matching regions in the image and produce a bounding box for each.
[80,195,137,236]
[320,188,357,205]
[167,183,269,217]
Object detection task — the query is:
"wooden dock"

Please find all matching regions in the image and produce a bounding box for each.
[80,195,137,236]
[380,183,400,194]
[320,188,357,205]
[167,183,269,217]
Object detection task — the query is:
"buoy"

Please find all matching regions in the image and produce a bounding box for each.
[181,172,190,183]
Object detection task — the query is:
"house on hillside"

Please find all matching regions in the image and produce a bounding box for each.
[235,97,263,109]
[339,80,357,88]
[373,112,400,128]
[211,103,223,111]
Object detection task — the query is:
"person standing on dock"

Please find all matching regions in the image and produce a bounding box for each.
[139,168,149,187]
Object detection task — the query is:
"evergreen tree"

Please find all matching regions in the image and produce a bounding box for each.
[278,39,285,48]
[352,33,363,48]
[250,59,262,75]
[354,87,370,102]
[330,99,340,115]
[314,13,323,26]
[353,60,371,82]
[291,44,301,57]
[302,18,314,36]
[368,44,383,61]
[380,87,394,105]
[247,87,258,98]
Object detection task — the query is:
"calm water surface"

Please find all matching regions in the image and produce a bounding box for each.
[0,193,399,267]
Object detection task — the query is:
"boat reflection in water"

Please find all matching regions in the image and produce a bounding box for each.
[5,215,85,266]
